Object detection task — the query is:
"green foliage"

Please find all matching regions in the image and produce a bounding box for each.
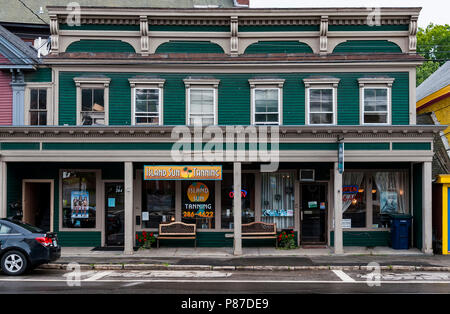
[416,23,450,85]
[416,61,441,86]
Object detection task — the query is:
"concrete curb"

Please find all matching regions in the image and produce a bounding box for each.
[37,263,450,272]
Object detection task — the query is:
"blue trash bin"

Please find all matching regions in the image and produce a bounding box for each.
[390,214,412,250]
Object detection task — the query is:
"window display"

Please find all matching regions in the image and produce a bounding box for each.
[221,173,255,229]
[261,172,295,229]
[342,173,366,228]
[182,181,215,229]
[61,171,96,228]
[142,180,175,228]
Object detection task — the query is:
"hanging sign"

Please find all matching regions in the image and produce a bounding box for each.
[144,165,222,181]
[338,142,344,174]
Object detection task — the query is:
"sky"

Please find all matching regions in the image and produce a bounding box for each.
[250,0,450,28]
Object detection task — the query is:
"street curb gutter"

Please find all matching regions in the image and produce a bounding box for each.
[37,263,450,272]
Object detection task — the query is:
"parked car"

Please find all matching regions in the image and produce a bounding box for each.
[0,218,61,276]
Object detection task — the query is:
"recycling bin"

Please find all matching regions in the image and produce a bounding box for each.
[390,214,412,250]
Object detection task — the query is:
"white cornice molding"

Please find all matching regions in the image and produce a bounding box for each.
[358,77,395,87]
[73,76,111,87]
[303,77,341,87]
[183,78,220,88]
[248,78,285,88]
[128,77,165,87]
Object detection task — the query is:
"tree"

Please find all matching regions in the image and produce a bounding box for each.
[416,23,450,86]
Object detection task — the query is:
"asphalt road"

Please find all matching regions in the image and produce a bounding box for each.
[0,268,449,295]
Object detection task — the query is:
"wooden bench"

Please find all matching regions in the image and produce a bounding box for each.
[241,222,278,247]
[157,222,197,248]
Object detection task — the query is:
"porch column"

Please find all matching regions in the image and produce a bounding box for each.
[422,161,433,254]
[333,162,344,254]
[124,162,134,255]
[233,162,242,255]
[0,161,6,218]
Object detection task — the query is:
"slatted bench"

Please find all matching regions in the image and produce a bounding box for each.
[157,222,197,248]
[241,221,278,247]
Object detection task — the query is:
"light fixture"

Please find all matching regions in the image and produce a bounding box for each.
[372,189,377,194]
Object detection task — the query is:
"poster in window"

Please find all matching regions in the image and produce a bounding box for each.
[183,182,214,218]
[380,191,398,214]
[71,191,89,219]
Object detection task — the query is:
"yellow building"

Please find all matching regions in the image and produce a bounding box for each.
[417,61,450,159]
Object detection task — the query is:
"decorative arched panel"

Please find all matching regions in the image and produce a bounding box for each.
[332,40,402,54]
[244,41,314,54]
[65,40,136,53]
[154,41,225,54]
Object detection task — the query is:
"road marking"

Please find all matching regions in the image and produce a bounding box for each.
[332,270,356,282]
[1,278,450,284]
[84,271,113,281]
[107,270,232,278]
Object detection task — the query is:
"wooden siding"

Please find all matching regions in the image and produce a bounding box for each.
[0,71,12,125]
[330,231,391,247]
[58,71,410,126]
[24,68,52,82]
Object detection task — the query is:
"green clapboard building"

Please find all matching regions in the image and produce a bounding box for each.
[0,5,443,254]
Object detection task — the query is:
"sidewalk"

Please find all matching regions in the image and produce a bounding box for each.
[38,246,450,272]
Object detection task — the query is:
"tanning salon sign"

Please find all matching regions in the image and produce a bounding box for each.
[144,165,222,181]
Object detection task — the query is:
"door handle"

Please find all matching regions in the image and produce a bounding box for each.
[300,211,303,221]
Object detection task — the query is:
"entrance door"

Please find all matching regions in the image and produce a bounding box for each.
[23,182,51,231]
[105,182,125,246]
[300,183,327,244]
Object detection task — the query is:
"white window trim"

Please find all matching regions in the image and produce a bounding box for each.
[129,78,165,126]
[74,77,111,126]
[184,78,220,126]
[249,79,285,126]
[303,78,340,126]
[24,83,53,126]
[358,78,395,126]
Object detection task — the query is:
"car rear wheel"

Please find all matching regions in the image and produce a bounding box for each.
[1,251,28,276]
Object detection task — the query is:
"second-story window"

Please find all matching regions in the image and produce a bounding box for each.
[29,89,47,125]
[129,77,165,126]
[184,77,220,126]
[74,76,111,126]
[134,89,161,125]
[81,88,105,126]
[249,78,285,125]
[358,77,394,125]
[308,88,335,125]
[303,77,340,126]
[254,88,280,125]
[189,88,215,126]
[362,88,388,124]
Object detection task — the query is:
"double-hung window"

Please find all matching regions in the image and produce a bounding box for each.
[81,88,105,126]
[249,78,284,125]
[25,84,52,126]
[184,78,219,126]
[308,88,335,124]
[304,77,339,125]
[129,78,165,126]
[358,77,394,125]
[29,88,47,125]
[74,77,111,126]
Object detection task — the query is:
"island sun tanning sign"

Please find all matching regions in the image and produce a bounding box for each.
[144,165,222,181]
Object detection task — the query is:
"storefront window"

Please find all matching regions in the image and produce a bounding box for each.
[142,180,175,228]
[261,172,295,229]
[342,173,366,228]
[182,181,215,229]
[61,171,97,229]
[372,172,408,228]
[221,173,255,229]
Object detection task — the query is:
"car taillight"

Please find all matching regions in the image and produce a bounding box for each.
[36,237,53,247]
